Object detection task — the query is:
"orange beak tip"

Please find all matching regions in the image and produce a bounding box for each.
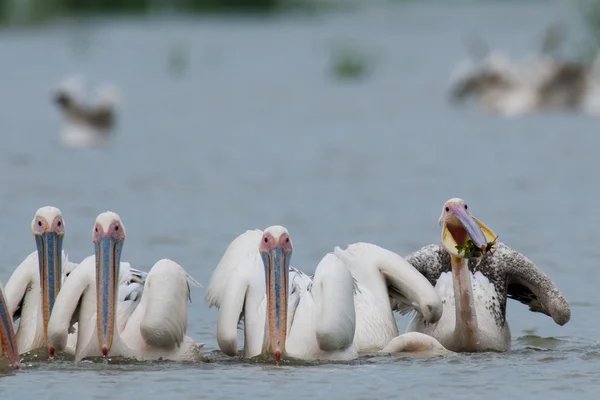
[275,350,281,361]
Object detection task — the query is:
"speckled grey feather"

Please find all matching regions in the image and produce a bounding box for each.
[403,242,571,327]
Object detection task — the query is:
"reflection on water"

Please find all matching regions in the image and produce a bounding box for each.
[0,1,598,399]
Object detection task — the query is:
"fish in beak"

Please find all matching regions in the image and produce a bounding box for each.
[259,228,292,361]
[0,283,20,369]
[93,213,125,358]
[439,198,497,258]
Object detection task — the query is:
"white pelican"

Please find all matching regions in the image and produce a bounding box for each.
[4,206,78,355]
[4,206,145,357]
[48,212,204,362]
[53,75,120,148]
[206,226,358,361]
[0,281,20,369]
[331,242,448,354]
[401,198,570,352]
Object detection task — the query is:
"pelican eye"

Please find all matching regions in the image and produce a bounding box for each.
[38,221,42,227]
[445,207,449,212]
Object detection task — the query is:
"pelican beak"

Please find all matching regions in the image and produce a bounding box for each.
[441,207,497,258]
[260,246,290,361]
[0,284,20,369]
[94,234,122,358]
[35,230,63,349]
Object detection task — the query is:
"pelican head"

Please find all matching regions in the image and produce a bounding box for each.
[31,206,65,348]
[259,225,292,362]
[93,212,126,358]
[0,282,20,369]
[438,198,497,258]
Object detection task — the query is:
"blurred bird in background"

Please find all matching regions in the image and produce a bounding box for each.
[52,75,121,148]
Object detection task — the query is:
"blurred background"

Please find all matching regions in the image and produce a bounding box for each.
[2,0,600,398]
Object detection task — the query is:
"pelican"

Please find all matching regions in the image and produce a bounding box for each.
[48,212,204,362]
[449,24,600,117]
[0,281,20,369]
[331,242,449,354]
[53,75,120,148]
[4,206,78,355]
[206,226,358,361]
[4,206,145,357]
[400,198,570,352]
[448,51,539,118]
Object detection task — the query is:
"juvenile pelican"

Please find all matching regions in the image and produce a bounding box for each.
[206,226,358,361]
[0,281,20,369]
[4,207,78,355]
[48,212,203,362]
[403,198,570,352]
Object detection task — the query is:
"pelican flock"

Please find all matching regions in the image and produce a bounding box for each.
[0,199,570,370]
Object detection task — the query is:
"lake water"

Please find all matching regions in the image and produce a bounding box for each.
[0,0,599,398]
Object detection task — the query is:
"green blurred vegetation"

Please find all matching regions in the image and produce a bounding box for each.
[58,0,279,12]
[0,0,303,25]
[579,0,600,65]
[330,45,371,81]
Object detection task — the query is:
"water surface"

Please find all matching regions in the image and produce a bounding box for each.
[0,1,598,398]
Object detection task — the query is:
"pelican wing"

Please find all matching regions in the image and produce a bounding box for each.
[205,230,263,309]
[63,254,79,279]
[48,258,92,352]
[335,243,442,321]
[403,244,450,284]
[4,252,37,320]
[121,264,147,285]
[311,254,356,352]
[138,260,192,349]
[206,230,266,357]
[117,266,146,334]
[494,243,571,325]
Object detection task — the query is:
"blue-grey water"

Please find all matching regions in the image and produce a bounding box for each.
[0,0,598,398]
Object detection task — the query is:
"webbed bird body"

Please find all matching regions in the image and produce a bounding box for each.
[48,212,203,362]
[206,227,358,361]
[403,198,570,352]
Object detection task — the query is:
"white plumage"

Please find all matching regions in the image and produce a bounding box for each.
[4,250,78,355]
[205,226,358,361]
[333,242,446,354]
[48,212,203,362]
[120,259,204,361]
